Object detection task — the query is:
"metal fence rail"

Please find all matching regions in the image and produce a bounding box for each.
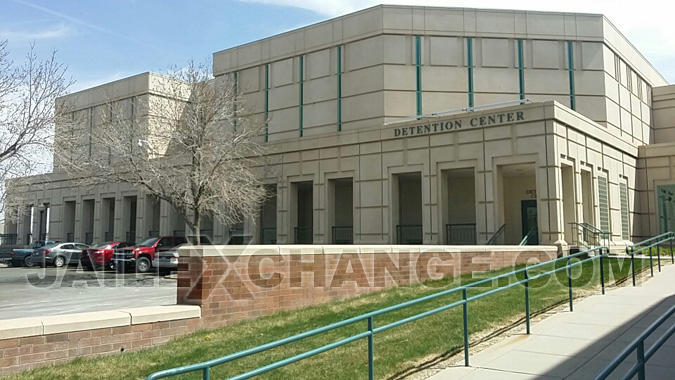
[487,224,506,245]
[626,231,675,286]
[294,227,312,244]
[396,224,422,244]
[146,246,610,380]
[126,231,136,243]
[594,303,675,380]
[569,222,610,248]
[260,228,276,244]
[445,224,476,245]
[332,226,353,244]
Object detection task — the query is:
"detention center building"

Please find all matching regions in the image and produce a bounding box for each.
[5,5,675,251]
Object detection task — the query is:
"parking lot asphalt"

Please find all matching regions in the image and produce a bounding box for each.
[0,264,176,320]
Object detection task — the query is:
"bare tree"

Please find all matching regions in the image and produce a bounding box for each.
[0,40,73,223]
[61,60,267,244]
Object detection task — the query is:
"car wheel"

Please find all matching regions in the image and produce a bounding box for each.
[23,256,34,267]
[107,261,116,271]
[53,256,66,268]
[135,257,151,273]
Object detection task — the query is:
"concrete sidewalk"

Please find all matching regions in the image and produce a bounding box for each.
[427,265,675,380]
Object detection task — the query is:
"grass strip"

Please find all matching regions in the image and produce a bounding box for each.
[7,257,652,380]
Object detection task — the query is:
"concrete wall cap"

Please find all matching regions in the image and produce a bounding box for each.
[389,245,422,253]
[119,305,201,325]
[279,245,325,255]
[419,246,487,253]
[322,245,360,255]
[179,245,281,257]
[178,245,558,257]
[356,245,395,254]
[0,317,44,340]
[41,310,130,335]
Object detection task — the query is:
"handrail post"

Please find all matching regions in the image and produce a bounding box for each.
[670,237,674,264]
[649,246,654,277]
[368,316,374,380]
[203,367,210,380]
[524,269,530,334]
[599,249,605,295]
[462,288,469,366]
[636,341,646,380]
[631,247,636,286]
[567,257,573,312]
[656,244,661,272]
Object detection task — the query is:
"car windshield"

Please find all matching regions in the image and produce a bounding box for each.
[41,243,59,249]
[136,238,159,247]
[91,243,110,249]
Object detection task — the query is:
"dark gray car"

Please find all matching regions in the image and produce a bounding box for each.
[32,242,90,268]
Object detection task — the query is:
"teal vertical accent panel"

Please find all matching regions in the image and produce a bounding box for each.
[517,39,525,100]
[264,64,269,142]
[567,41,576,110]
[415,35,422,118]
[88,107,93,157]
[299,55,304,137]
[467,38,474,108]
[233,71,238,130]
[337,46,342,132]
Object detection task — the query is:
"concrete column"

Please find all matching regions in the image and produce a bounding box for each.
[16,207,32,245]
[74,199,83,242]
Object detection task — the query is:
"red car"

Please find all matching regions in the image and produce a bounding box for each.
[112,236,188,273]
[80,241,135,270]
[112,235,211,273]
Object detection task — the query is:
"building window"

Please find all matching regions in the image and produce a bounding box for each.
[598,175,610,232]
[658,185,675,234]
[619,181,630,240]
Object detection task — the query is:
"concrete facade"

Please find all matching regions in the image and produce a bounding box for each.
[4,5,675,249]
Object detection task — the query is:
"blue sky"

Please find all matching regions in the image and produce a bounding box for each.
[1,0,673,92]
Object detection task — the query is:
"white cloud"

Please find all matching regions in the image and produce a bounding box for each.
[11,0,168,54]
[0,23,73,41]
[238,0,675,82]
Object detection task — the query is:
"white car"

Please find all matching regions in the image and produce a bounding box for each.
[151,243,184,271]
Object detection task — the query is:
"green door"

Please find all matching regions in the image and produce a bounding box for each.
[521,200,538,245]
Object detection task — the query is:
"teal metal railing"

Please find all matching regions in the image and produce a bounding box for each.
[487,224,506,245]
[569,222,610,248]
[519,227,537,246]
[146,246,611,380]
[626,231,675,286]
[445,223,477,245]
[594,304,675,380]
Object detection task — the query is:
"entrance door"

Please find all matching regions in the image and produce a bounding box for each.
[521,200,538,245]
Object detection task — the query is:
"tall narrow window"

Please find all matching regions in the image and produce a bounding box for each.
[299,55,304,137]
[130,96,136,152]
[598,175,610,232]
[619,181,630,240]
[467,37,474,108]
[415,36,422,117]
[567,41,576,110]
[88,108,93,158]
[659,186,675,234]
[264,64,269,142]
[337,46,342,131]
[517,39,525,100]
[233,72,239,130]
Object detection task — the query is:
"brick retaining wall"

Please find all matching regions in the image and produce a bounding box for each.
[177,245,558,329]
[0,245,557,376]
[0,318,201,376]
